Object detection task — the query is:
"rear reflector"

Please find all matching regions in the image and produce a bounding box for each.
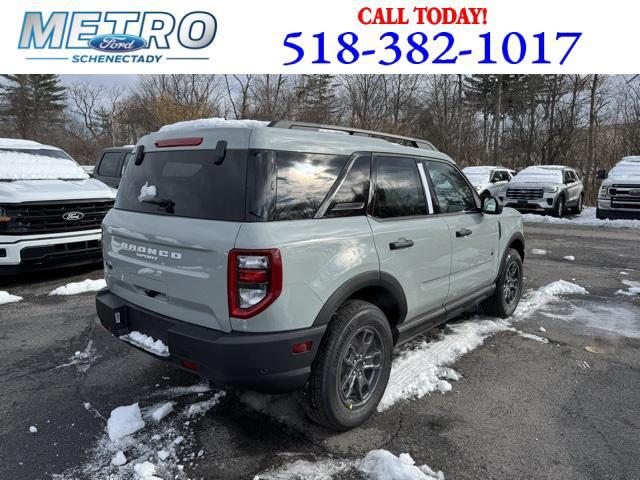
[180,359,199,371]
[155,137,203,148]
[238,269,268,283]
[292,341,313,354]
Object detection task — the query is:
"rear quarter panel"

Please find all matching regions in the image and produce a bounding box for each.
[232,216,379,332]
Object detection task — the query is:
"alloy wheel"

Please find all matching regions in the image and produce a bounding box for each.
[338,327,384,408]
[504,262,521,305]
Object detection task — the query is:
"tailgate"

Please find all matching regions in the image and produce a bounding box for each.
[103,209,239,332]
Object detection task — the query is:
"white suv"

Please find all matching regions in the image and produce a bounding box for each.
[0,139,116,275]
[462,166,515,200]
[502,166,584,217]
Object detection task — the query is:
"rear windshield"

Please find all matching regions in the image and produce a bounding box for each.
[116,149,248,221]
[116,148,355,222]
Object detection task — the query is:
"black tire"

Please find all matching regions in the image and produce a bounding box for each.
[571,194,584,214]
[552,195,565,218]
[596,208,605,220]
[299,300,393,431]
[482,248,524,318]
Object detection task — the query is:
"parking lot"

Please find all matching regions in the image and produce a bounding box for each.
[1,219,639,480]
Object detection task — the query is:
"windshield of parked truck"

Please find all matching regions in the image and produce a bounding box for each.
[609,157,640,180]
[513,167,562,184]
[0,149,89,181]
[462,168,491,185]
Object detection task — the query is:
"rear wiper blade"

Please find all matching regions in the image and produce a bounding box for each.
[141,197,175,212]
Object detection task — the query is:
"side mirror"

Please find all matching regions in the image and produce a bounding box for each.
[482,196,503,215]
[596,168,608,180]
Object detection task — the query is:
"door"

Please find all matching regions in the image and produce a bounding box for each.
[367,155,451,321]
[422,159,500,302]
[488,169,510,197]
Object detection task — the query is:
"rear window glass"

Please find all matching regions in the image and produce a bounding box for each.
[98,152,122,177]
[116,149,247,221]
[275,152,348,220]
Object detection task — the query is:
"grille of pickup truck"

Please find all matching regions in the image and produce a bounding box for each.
[506,188,544,200]
[0,199,114,235]
[609,184,640,210]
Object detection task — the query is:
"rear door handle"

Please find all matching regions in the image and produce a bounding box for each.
[456,228,473,238]
[389,239,414,250]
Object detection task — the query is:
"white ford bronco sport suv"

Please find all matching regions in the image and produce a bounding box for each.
[0,139,115,275]
[97,121,525,430]
[596,156,640,220]
[502,165,584,217]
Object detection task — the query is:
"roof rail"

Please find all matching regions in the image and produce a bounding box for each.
[267,120,438,151]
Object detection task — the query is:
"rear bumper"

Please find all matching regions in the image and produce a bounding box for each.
[596,208,640,220]
[0,231,102,276]
[96,290,326,393]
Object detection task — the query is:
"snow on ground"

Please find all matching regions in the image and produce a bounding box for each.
[616,279,640,297]
[542,299,640,339]
[258,449,444,480]
[120,331,170,357]
[377,280,587,411]
[49,278,106,296]
[564,255,576,261]
[53,382,226,480]
[56,340,100,372]
[531,249,547,255]
[0,290,23,305]
[523,207,640,229]
[0,151,89,180]
[159,118,269,132]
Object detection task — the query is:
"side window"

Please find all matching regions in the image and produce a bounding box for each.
[326,156,371,218]
[571,170,580,182]
[121,153,133,176]
[424,160,477,214]
[494,170,508,182]
[372,156,428,219]
[275,152,348,220]
[564,170,572,183]
[97,152,121,177]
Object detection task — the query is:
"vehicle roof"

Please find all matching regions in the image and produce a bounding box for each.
[101,146,134,152]
[463,165,511,172]
[522,165,570,171]
[140,125,455,163]
[0,138,61,151]
[620,156,640,164]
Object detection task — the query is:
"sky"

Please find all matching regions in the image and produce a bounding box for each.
[59,74,138,89]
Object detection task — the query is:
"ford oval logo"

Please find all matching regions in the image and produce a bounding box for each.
[630,189,640,197]
[62,211,85,222]
[88,34,146,53]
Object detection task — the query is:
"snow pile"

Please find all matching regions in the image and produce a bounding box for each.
[531,248,547,255]
[378,280,587,411]
[56,340,100,372]
[259,450,443,480]
[29,426,38,433]
[159,118,268,132]
[359,450,444,480]
[111,451,127,467]
[0,151,88,180]
[0,290,22,305]
[55,383,226,480]
[523,207,640,229]
[150,402,174,422]
[138,182,157,202]
[563,255,575,261]
[616,280,640,297]
[184,391,226,417]
[120,331,169,357]
[107,403,146,442]
[49,278,106,296]
[378,319,509,411]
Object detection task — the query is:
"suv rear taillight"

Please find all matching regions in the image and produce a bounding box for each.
[228,249,282,319]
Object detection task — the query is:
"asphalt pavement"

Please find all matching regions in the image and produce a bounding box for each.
[0,222,638,480]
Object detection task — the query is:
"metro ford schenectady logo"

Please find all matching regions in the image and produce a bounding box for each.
[88,34,146,53]
[18,11,216,64]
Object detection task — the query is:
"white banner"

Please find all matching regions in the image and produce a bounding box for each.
[2,0,639,73]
